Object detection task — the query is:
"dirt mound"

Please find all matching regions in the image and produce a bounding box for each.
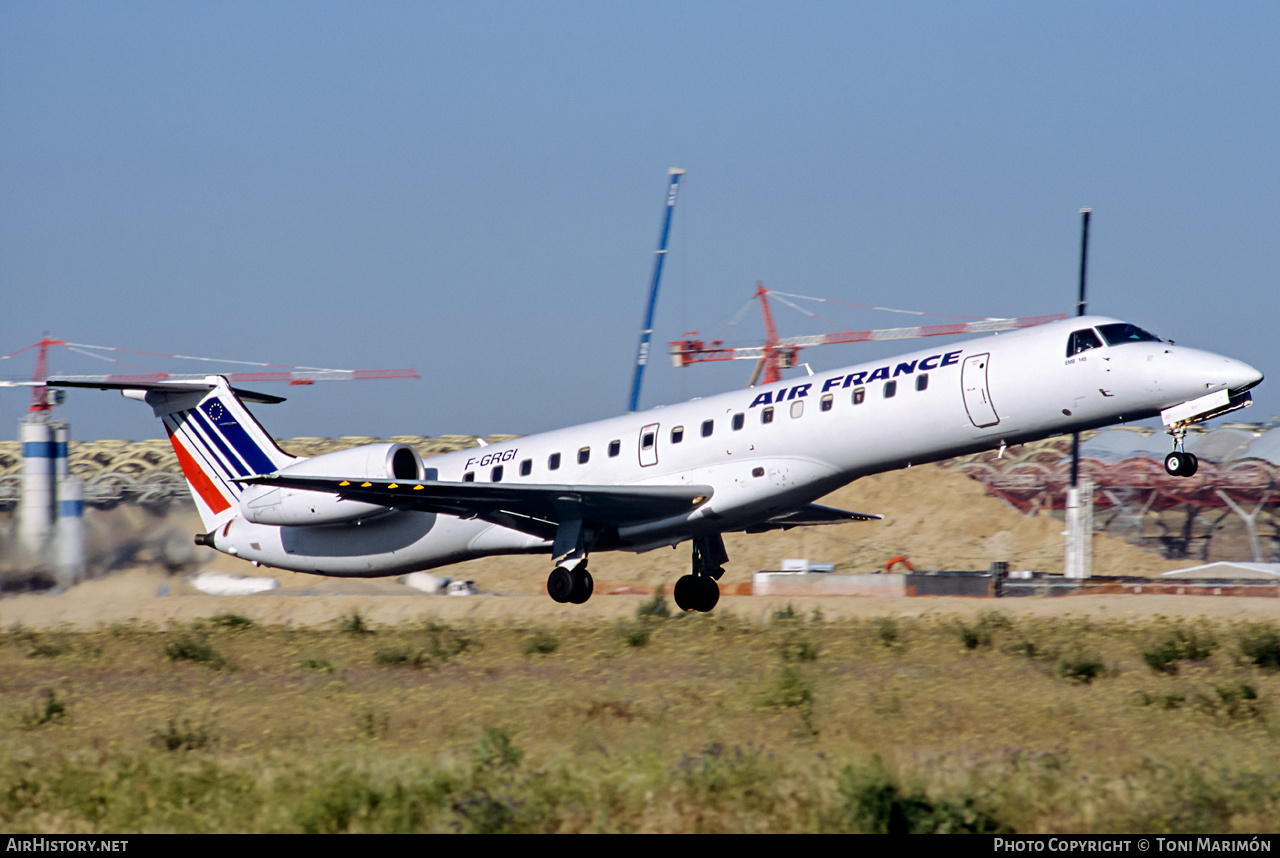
[1,464,1182,624]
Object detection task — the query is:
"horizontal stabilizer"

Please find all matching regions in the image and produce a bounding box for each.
[46,378,287,404]
[741,503,882,533]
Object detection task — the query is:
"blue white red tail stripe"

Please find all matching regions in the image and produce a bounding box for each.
[199,397,278,474]
[163,413,241,499]
[186,407,251,479]
[157,384,298,530]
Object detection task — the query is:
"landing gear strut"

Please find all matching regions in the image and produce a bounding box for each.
[1164,427,1199,477]
[674,533,727,613]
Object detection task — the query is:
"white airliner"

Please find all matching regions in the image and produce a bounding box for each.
[53,315,1262,611]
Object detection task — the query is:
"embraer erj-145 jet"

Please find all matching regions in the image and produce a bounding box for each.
[54,316,1262,612]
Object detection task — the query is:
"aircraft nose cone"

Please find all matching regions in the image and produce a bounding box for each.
[1227,359,1264,393]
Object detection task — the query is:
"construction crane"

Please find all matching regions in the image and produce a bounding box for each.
[628,168,686,412]
[668,283,1067,386]
[1,335,418,407]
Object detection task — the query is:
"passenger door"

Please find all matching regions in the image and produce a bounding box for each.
[638,423,659,467]
[961,353,1000,428]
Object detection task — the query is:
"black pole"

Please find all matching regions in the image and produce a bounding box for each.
[1071,208,1091,488]
[1076,208,1091,318]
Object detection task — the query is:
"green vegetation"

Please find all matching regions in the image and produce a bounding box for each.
[300,658,334,673]
[956,610,1013,651]
[211,613,255,631]
[875,617,901,648]
[152,718,213,751]
[1142,624,1218,674]
[373,622,473,667]
[1058,655,1105,684]
[339,611,374,636]
[635,589,671,620]
[163,631,232,670]
[1238,623,1280,671]
[20,689,67,730]
[524,629,559,656]
[4,613,1280,832]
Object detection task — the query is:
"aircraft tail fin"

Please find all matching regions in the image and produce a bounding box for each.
[53,376,298,531]
[154,377,297,531]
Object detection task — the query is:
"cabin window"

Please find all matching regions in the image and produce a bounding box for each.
[463,471,475,482]
[820,393,833,412]
[642,432,655,450]
[761,407,774,424]
[884,380,897,398]
[791,400,804,418]
[1067,328,1103,356]
[608,439,621,457]
[548,453,561,471]
[852,386,866,405]
[701,419,714,437]
[491,465,503,482]
[671,426,684,444]
[916,373,928,392]
[752,466,765,477]
[520,458,532,477]
[732,413,745,431]
[578,447,590,464]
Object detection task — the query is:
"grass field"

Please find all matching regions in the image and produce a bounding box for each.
[5,599,1280,833]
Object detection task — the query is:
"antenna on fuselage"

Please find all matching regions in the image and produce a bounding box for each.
[1065,208,1093,579]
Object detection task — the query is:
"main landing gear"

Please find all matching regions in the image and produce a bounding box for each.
[673,533,727,613]
[547,560,593,604]
[544,531,729,613]
[1164,427,1199,477]
[547,513,595,604]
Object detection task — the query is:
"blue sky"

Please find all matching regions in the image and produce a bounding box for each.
[2,2,1277,442]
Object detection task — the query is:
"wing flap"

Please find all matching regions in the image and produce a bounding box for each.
[741,503,882,533]
[237,474,713,535]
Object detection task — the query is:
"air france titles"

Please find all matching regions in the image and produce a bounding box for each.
[747,350,962,408]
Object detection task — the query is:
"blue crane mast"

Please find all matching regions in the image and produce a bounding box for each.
[627,168,685,412]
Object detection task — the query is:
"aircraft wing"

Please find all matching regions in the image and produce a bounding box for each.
[740,503,882,533]
[237,474,713,541]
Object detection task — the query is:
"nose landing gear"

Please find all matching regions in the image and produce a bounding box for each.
[1164,427,1199,477]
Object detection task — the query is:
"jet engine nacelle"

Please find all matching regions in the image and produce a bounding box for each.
[238,443,425,526]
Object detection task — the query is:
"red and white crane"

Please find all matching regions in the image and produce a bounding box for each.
[668,283,1067,386]
[1,334,418,409]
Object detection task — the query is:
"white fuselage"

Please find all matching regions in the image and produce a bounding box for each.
[216,316,1262,577]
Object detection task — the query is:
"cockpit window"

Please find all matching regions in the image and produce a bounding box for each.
[1067,328,1103,356]
[1097,323,1162,346]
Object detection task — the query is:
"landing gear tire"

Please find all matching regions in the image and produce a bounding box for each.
[569,567,594,604]
[547,566,574,603]
[1164,451,1199,477]
[673,575,696,611]
[697,576,720,612]
[674,575,719,612]
[548,565,593,604]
